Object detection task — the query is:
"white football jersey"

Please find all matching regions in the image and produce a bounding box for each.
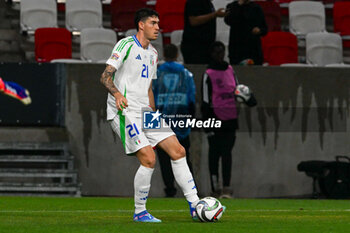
[106,35,158,120]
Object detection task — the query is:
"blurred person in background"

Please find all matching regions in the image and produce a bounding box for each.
[181,0,226,64]
[224,0,267,65]
[202,41,238,198]
[153,44,196,197]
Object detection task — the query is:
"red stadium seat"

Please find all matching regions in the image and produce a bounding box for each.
[155,0,186,33]
[35,28,72,62]
[261,31,298,65]
[110,0,148,33]
[255,1,281,32]
[333,1,350,47]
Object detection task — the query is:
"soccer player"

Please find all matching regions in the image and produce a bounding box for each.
[100,8,199,223]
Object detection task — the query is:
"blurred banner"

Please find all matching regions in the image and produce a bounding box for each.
[0,63,65,126]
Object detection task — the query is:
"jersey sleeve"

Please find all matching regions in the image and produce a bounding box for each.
[151,52,158,80]
[106,38,131,70]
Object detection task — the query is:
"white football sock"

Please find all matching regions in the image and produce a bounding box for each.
[134,165,154,214]
[171,157,199,206]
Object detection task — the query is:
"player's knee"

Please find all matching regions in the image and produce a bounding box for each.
[173,145,186,160]
[143,157,156,168]
[137,147,156,168]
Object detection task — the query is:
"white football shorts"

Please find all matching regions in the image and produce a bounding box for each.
[110,111,175,155]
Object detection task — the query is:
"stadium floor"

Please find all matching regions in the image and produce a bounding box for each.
[0,197,349,233]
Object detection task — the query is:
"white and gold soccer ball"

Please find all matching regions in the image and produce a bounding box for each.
[195,197,224,222]
[234,84,251,103]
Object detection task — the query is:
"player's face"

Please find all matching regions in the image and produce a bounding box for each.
[142,16,160,41]
[211,46,225,63]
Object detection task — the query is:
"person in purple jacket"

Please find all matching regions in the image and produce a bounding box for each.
[202,41,238,198]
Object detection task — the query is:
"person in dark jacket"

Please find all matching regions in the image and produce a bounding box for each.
[181,0,226,64]
[224,0,268,65]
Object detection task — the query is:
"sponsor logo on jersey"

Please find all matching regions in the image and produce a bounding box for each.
[111,53,119,60]
[135,54,142,60]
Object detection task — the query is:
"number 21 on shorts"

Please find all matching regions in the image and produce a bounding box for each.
[141,64,149,78]
[126,123,140,138]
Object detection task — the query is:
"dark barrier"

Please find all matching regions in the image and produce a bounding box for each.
[0,63,65,126]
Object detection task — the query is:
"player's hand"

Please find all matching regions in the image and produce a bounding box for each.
[252,27,261,35]
[215,8,226,18]
[114,92,128,111]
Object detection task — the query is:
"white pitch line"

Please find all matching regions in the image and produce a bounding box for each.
[0,210,182,213]
[0,209,350,213]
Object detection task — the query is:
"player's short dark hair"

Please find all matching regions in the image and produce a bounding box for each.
[134,8,159,31]
[163,44,178,60]
[209,41,226,54]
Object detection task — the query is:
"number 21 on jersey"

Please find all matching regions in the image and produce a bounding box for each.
[141,64,149,78]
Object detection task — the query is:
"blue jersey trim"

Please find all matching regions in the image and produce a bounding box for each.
[132,35,142,48]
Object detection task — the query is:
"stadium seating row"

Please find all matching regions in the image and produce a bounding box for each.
[30,26,350,66]
[215,1,350,45]
[261,31,349,66]
[35,28,116,63]
[169,29,349,66]
[18,0,350,42]
[18,0,183,35]
[9,0,350,65]
[36,28,348,66]
[35,28,165,63]
[20,0,103,34]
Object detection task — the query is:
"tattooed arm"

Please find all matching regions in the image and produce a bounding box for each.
[100,64,128,111]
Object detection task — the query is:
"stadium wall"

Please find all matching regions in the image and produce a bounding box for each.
[65,64,350,198]
[0,63,65,126]
[1,63,349,198]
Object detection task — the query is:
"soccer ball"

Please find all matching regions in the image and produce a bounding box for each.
[195,197,224,222]
[234,84,251,103]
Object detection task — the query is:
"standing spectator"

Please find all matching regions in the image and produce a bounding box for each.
[224,0,267,65]
[153,44,196,197]
[181,0,226,64]
[202,41,238,198]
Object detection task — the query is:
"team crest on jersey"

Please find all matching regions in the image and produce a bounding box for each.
[150,55,154,65]
[111,53,119,60]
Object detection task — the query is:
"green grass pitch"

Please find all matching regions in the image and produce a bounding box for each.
[0,197,349,233]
